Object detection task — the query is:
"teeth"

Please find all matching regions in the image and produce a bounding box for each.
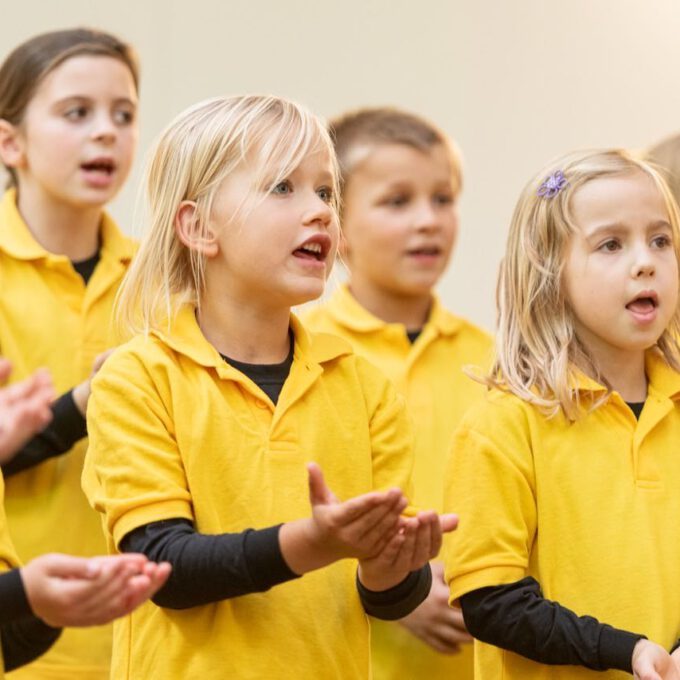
[302,243,322,254]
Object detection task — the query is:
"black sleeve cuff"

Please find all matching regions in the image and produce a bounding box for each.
[0,570,33,624]
[50,390,88,446]
[671,638,680,654]
[598,626,645,673]
[243,524,299,590]
[357,564,432,620]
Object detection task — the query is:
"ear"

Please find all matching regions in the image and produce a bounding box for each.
[174,201,219,257]
[0,120,25,169]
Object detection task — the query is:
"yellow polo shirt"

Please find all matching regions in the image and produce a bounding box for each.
[82,307,415,680]
[305,285,492,680]
[0,189,135,680]
[444,350,680,680]
[0,473,21,679]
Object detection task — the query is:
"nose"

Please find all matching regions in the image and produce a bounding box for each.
[413,200,441,233]
[303,192,333,228]
[631,247,655,279]
[91,111,117,145]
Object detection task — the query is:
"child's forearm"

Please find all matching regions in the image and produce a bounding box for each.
[121,519,300,609]
[460,576,644,672]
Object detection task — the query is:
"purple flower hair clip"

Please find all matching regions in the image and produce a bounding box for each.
[537,170,568,198]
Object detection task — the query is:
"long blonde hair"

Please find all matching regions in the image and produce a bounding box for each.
[117,94,339,334]
[490,148,680,420]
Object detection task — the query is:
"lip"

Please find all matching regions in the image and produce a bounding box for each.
[80,156,118,189]
[625,289,659,325]
[293,233,333,262]
[404,244,444,263]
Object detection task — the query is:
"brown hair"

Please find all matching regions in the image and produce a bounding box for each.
[329,107,462,197]
[0,27,139,186]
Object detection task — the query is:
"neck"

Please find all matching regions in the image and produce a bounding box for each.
[348,280,432,331]
[15,183,102,260]
[197,281,291,364]
[585,344,648,402]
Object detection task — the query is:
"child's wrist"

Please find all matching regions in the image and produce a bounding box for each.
[357,562,409,592]
[279,518,339,575]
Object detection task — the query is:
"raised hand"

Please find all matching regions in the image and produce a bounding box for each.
[358,510,458,592]
[279,462,408,575]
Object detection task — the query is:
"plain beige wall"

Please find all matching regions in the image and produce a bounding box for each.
[2,0,680,331]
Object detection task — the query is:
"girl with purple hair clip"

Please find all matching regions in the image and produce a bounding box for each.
[444,149,680,680]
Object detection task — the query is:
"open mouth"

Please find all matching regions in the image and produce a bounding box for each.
[81,158,116,175]
[626,293,658,314]
[293,237,330,262]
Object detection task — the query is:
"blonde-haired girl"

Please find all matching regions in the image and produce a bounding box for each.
[444,149,680,680]
[82,94,456,679]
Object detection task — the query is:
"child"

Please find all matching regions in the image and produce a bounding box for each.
[305,107,491,680]
[0,28,139,679]
[82,94,457,679]
[444,149,680,680]
[0,357,171,678]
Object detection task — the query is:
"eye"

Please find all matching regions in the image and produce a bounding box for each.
[651,234,672,249]
[598,238,621,253]
[64,106,88,121]
[317,186,333,203]
[272,180,292,195]
[433,193,455,206]
[113,108,135,125]
[383,194,409,208]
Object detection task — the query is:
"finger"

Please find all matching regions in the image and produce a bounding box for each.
[439,513,459,533]
[0,359,11,385]
[307,462,337,506]
[352,492,407,545]
[121,562,172,612]
[41,554,101,580]
[419,511,442,560]
[333,488,402,526]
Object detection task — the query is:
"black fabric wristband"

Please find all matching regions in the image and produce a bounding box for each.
[357,563,432,621]
[598,626,645,673]
[2,390,87,477]
[671,638,680,654]
[1,617,61,672]
[0,569,33,624]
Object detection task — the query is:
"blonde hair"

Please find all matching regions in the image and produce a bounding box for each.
[117,94,339,334]
[490,148,680,421]
[329,107,463,203]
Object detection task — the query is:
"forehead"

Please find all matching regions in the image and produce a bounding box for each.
[29,55,137,105]
[570,170,669,230]
[350,142,453,186]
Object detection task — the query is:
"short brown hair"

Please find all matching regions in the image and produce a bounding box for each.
[0,27,139,186]
[329,107,462,195]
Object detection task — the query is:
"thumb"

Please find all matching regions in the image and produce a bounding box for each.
[307,462,334,507]
[40,554,101,579]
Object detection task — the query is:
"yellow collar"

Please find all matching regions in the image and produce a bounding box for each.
[0,188,134,264]
[324,284,463,336]
[570,348,680,400]
[152,305,353,373]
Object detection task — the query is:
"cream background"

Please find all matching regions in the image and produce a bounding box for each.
[2,0,680,331]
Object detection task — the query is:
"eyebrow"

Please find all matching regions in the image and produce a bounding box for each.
[54,95,137,107]
[585,220,672,239]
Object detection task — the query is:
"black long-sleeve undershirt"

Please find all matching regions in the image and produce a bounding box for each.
[460,577,644,672]
[2,391,87,478]
[121,519,431,618]
[0,569,61,671]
